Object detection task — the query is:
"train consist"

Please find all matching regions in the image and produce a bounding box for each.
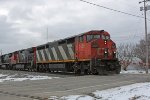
[0,30,121,75]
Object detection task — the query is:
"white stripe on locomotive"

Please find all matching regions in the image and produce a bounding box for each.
[58,46,68,60]
[45,48,52,60]
[36,51,40,62]
[40,49,46,61]
[51,47,59,60]
[67,44,74,59]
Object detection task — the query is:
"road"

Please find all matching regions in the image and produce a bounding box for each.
[0,73,150,100]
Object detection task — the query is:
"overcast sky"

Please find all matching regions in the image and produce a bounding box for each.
[0,0,149,54]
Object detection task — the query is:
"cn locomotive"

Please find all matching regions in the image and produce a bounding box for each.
[0,30,121,75]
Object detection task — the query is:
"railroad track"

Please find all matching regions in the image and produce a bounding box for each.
[0,90,49,100]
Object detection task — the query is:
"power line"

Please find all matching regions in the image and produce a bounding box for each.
[112,34,145,39]
[79,0,150,21]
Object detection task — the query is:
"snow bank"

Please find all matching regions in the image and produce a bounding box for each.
[0,74,59,82]
[49,82,150,100]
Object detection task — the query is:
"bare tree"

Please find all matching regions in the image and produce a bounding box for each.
[133,40,146,62]
[117,43,135,70]
[133,33,150,69]
[117,33,150,72]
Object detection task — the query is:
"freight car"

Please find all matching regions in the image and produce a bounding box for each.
[0,30,121,75]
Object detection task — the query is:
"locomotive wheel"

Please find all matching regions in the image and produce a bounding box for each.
[116,66,121,74]
[84,69,89,75]
[92,69,98,75]
[13,65,16,70]
[97,66,108,75]
[75,69,81,75]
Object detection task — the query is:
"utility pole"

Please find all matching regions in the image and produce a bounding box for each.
[47,26,49,43]
[0,49,2,56]
[139,0,150,73]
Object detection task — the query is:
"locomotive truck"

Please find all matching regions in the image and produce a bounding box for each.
[0,30,121,75]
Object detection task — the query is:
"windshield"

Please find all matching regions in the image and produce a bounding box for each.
[86,35,100,42]
[102,34,110,40]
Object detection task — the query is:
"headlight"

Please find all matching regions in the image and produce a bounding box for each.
[104,41,107,44]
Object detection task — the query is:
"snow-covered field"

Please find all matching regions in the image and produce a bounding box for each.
[0,74,59,82]
[50,82,150,100]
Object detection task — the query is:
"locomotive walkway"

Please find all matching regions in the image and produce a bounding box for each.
[0,73,150,100]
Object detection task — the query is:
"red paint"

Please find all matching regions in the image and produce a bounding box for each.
[10,51,18,64]
[33,47,36,64]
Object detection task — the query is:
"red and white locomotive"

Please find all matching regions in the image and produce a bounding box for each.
[0,30,121,75]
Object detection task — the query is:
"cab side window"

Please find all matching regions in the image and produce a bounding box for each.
[79,35,84,42]
[86,35,92,42]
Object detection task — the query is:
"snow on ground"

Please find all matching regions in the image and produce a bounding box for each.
[49,82,150,100]
[93,82,150,100]
[60,95,94,100]
[120,70,145,74]
[0,74,59,82]
[120,69,150,74]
